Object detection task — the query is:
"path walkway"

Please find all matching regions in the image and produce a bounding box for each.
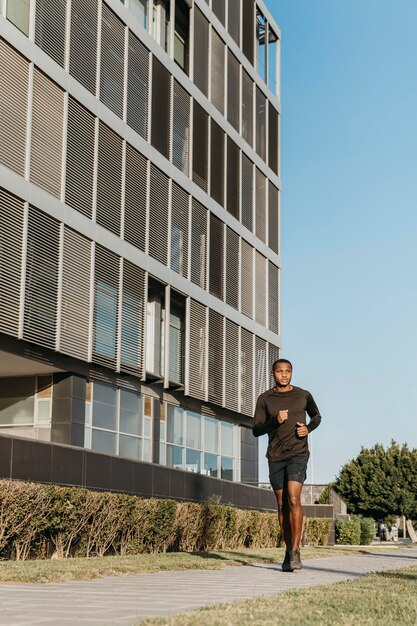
[0,548,416,625]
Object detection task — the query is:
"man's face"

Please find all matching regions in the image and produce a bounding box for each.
[272,363,292,388]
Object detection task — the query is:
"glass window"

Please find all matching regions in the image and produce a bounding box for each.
[169,299,184,384]
[174,0,189,73]
[92,383,117,430]
[143,438,152,461]
[0,377,35,426]
[130,0,147,28]
[204,416,218,454]
[152,0,170,52]
[166,443,183,469]
[6,0,30,35]
[186,411,201,449]
[221,422,234,457]
[92,429,117,455]
[186,448,201,473]
[119,434,141,460]
[120,389,141,435]
[166,404,184,445]
[94,280,118,360]
[204,452,218,477]
[221,456,234,481]
[143,415,152,437]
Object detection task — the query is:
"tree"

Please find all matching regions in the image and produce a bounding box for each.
[334,441,417,520]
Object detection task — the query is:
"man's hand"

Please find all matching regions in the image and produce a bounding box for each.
[296,422,309,437]
[277,410,288,424]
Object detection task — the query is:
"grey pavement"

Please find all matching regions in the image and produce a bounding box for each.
[0,548,416,625]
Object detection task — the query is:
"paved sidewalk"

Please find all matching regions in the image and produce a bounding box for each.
[0,548,415,625]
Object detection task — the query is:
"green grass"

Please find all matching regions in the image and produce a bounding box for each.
[140,564,417,626]
[0,546,400,583]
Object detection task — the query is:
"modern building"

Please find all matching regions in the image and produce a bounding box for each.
[0,0,281,506]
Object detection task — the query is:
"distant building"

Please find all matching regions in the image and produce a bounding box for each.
[0,0,281,505]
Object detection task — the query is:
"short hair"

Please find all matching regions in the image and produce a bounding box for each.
[272,358,293,371]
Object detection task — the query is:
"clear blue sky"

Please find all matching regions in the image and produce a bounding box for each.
[258,0,417,484]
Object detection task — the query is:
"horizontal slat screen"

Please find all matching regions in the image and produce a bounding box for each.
[224,319,239,412]
[151,56,171,160]
[60,227,91,361]
[124,143,147,251]
[100,3,125,118]
[30,69,64,199]
[209,213,224,300]
[172,80,190,176]
[24,207,60,349]
[187,299,207,400]
[192,101,208,191]
[256,87,267,161]
[212,0,225,25]
[255,251,267,326]
[240,239,253,319]
[268,261,279,334]
[149,165,169,265]
[268,181,279,255]
[171,182,189,278]
[241,69,253,147]
[96,121,123,236]
[127,31,149,140]
[226,137,240,219]
[208,309,223,405]
[210,119,225,207]
[65,97,95,219]
[242,0,255,65]
[35,0,67,68]
[69,0,98,95]
[0,188,24,337]
[225,227,239,310]
[190,198,207,289]
[211,28,225,115]
[255,168,266,243]
[120,260,145,376]
[255,336,267,398]
[193,7,209,97]
[240,328,253,415]
[269,344,280,375]
[268,102,279,175]
[241,154,253,232]
[93,245,119,369]
[228,0,241,45]
[227,50,240,131]
[0,39,29,176]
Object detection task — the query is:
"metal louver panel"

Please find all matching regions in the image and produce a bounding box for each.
[0,40,28,176]
[93,245,119,369]
[242,69,253,147]
[255,251,267,326]
[269,343,280,371]
[69,0,98,95]
[171,182,189,278]
[256,87,267,161]
[268,261,279,334]
[24,207,60,349]
[255,336,267,398]
[268,181,279,255]
[210,119,225,207]
[224,319,239,412]
[172,80,190,176]
[0,189,24,337]
[227,50,240,131]
[228,0,241,45]
[35,0,67,68]
[151,57,171,160]
[242,0,255,65]
[30,70,64,198]
[190,198,207,289]
[149,165,169,265]
[208,309,223,405]
[212,0,225,25]
[268,102,279,175]
[255,168,266,243]
[192,101,208,191]
[96,121,123,236]
[241,154,253,231]
[100,3,125,118]
[210,29,225,115]
[127,31,149,140]
[60,227,91,360]
[187,299,207,400]
[240,328,253,415]
[209,213,224,300]
[240,239,253,319]
[65,97,95,219]
[120,260,145,376]
[226,137,240,219]
[193,7,209,97]
[225,227,239,310]
[124,143,147,251]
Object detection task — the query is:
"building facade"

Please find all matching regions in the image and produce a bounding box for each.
[0,0,281,498]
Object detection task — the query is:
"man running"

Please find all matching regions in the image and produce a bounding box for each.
[253,359,322,572]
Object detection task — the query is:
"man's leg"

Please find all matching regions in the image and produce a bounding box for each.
[274,486,292,551]
[286,480,304,549]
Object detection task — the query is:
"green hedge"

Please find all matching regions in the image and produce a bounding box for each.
[352,516,375,545]
[335,519,361,545]
[303,518,332,546]
[0,479,330,560]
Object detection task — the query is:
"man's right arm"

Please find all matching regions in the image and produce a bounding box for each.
[252,396,279,437]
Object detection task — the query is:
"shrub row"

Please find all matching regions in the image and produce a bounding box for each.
[335,516,375,545]
[0,479,332,560]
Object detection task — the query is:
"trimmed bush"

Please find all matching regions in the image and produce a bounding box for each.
[352,516,375,545]
[335,519,361,545]
[304,518,332,546]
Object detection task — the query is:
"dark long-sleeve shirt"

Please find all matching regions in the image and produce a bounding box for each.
[253,386,321,461]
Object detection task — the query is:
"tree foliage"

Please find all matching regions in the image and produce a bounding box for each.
[334,441,417,519]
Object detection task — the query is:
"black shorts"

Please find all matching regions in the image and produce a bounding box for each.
[268,455,309,491]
